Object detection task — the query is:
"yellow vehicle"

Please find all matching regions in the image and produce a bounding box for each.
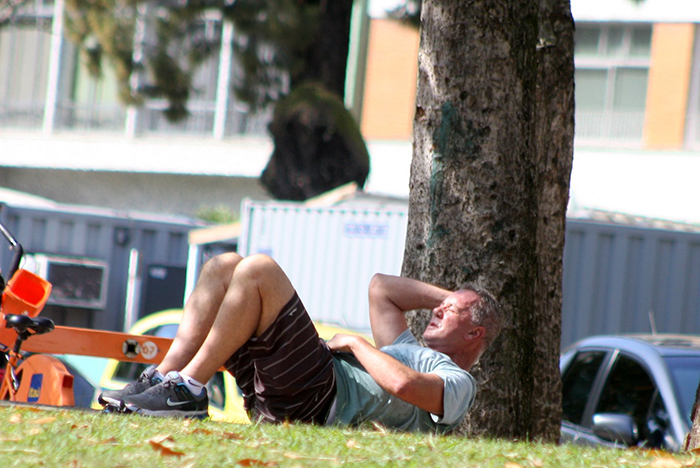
[96,309,371,423]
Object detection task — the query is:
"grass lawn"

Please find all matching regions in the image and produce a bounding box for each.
[0,405,697,467]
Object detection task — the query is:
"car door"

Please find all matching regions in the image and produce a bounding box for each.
[593,352,673,449]
[562,348,674,450]
[561,349,615,446]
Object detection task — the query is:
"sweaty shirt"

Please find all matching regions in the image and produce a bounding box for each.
[328,329,476,433]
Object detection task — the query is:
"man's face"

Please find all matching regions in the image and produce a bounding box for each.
[422,290,481,353]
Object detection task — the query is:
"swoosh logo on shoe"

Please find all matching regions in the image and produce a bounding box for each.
[166,398,192,407]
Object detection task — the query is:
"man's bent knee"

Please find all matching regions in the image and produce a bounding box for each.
[234,254,284,278]
[200,253,243,280]
[233,255,295,330]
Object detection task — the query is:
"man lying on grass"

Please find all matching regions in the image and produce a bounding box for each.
[99,253,503,433]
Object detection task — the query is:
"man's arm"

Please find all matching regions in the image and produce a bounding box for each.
[326,333,445,415]
[369,274,452,348]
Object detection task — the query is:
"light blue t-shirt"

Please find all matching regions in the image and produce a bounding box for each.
[328,329,476,433]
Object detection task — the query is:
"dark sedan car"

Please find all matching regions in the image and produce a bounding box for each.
[560,334,700,452]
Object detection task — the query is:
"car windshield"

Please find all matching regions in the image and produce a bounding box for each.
[664,356,700,425]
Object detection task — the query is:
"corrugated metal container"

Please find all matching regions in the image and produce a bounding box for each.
[238,200,408,330]
[238,197,700,345]
[0,201,202,332]
[562,217,700,348]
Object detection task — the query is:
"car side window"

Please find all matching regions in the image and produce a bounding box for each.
[562,351,606,425]
[595,354,657,445]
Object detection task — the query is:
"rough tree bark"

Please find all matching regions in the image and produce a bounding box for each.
[402,0,574,441]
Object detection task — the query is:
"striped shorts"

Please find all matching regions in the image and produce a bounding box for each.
[224,292,336,424]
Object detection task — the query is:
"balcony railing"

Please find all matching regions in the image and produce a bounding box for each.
[575,110,645,144]
[0,103,44,129]
[0,98,271,138]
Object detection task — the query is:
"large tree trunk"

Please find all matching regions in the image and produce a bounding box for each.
[298,0,354,98]
[402,0,574,441]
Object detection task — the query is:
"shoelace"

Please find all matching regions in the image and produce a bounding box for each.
[160,379,182,392]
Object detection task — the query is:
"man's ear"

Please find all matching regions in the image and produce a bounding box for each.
[464,326,485,342]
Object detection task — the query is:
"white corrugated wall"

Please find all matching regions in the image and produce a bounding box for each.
[239,200,408,331]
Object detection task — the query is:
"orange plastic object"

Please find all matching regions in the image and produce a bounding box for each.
[0,325,230,371]
[0,354,75,406]
[1,269,52,317]
[0,325,172,364]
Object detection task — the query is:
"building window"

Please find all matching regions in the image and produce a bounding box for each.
[575,23,652,144]
[0,18,53,129]
[685,26,700,148]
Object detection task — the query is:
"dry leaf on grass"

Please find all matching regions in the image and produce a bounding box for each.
[148,434,175,444]
[246,439,272,448]
[149,440,185,458]
[93,437,118,445]
[190,428,213,435]
[9,413,22,424]
[650,459,682,468]
[29,417,56,425]
[369,421,388,434]
[504,463,523,468]
[236,459,278,466]
[0,448,40,454]
[346,439,358,448]
[146,434,184,458]
[282,452,339,463]
[76,435,118,445]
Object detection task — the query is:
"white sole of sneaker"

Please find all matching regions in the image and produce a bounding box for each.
[127,406,208,419]
[98,395,123,407]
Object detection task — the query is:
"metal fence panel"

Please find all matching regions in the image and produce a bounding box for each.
[0,203,200,331]
[561,219,700,348]
[238,201,700,343]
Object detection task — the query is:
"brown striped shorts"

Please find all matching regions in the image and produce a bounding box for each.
[223,292,336,424]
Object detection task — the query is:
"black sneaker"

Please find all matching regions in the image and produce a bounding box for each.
[123,371,209,419]
[98,365,162,409]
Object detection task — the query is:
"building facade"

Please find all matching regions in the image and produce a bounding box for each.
[1,0,699,222]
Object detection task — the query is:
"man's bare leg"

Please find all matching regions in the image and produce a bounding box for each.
[160,253,295,384]
[156,252,244,374]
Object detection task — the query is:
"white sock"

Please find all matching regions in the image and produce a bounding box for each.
[179,372,206,396]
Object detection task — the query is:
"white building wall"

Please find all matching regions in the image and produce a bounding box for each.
[572,0,700,23]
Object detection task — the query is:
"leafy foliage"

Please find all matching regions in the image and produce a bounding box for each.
[0,0,31,26]
[62,0,323,122]
[222,1,320,111]
[261,83,369,200]
[196,205,239,224]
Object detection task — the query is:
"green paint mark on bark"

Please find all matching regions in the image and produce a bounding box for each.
[427,102,462,250]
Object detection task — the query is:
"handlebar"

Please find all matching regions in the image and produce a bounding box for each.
[0,221,23,282]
